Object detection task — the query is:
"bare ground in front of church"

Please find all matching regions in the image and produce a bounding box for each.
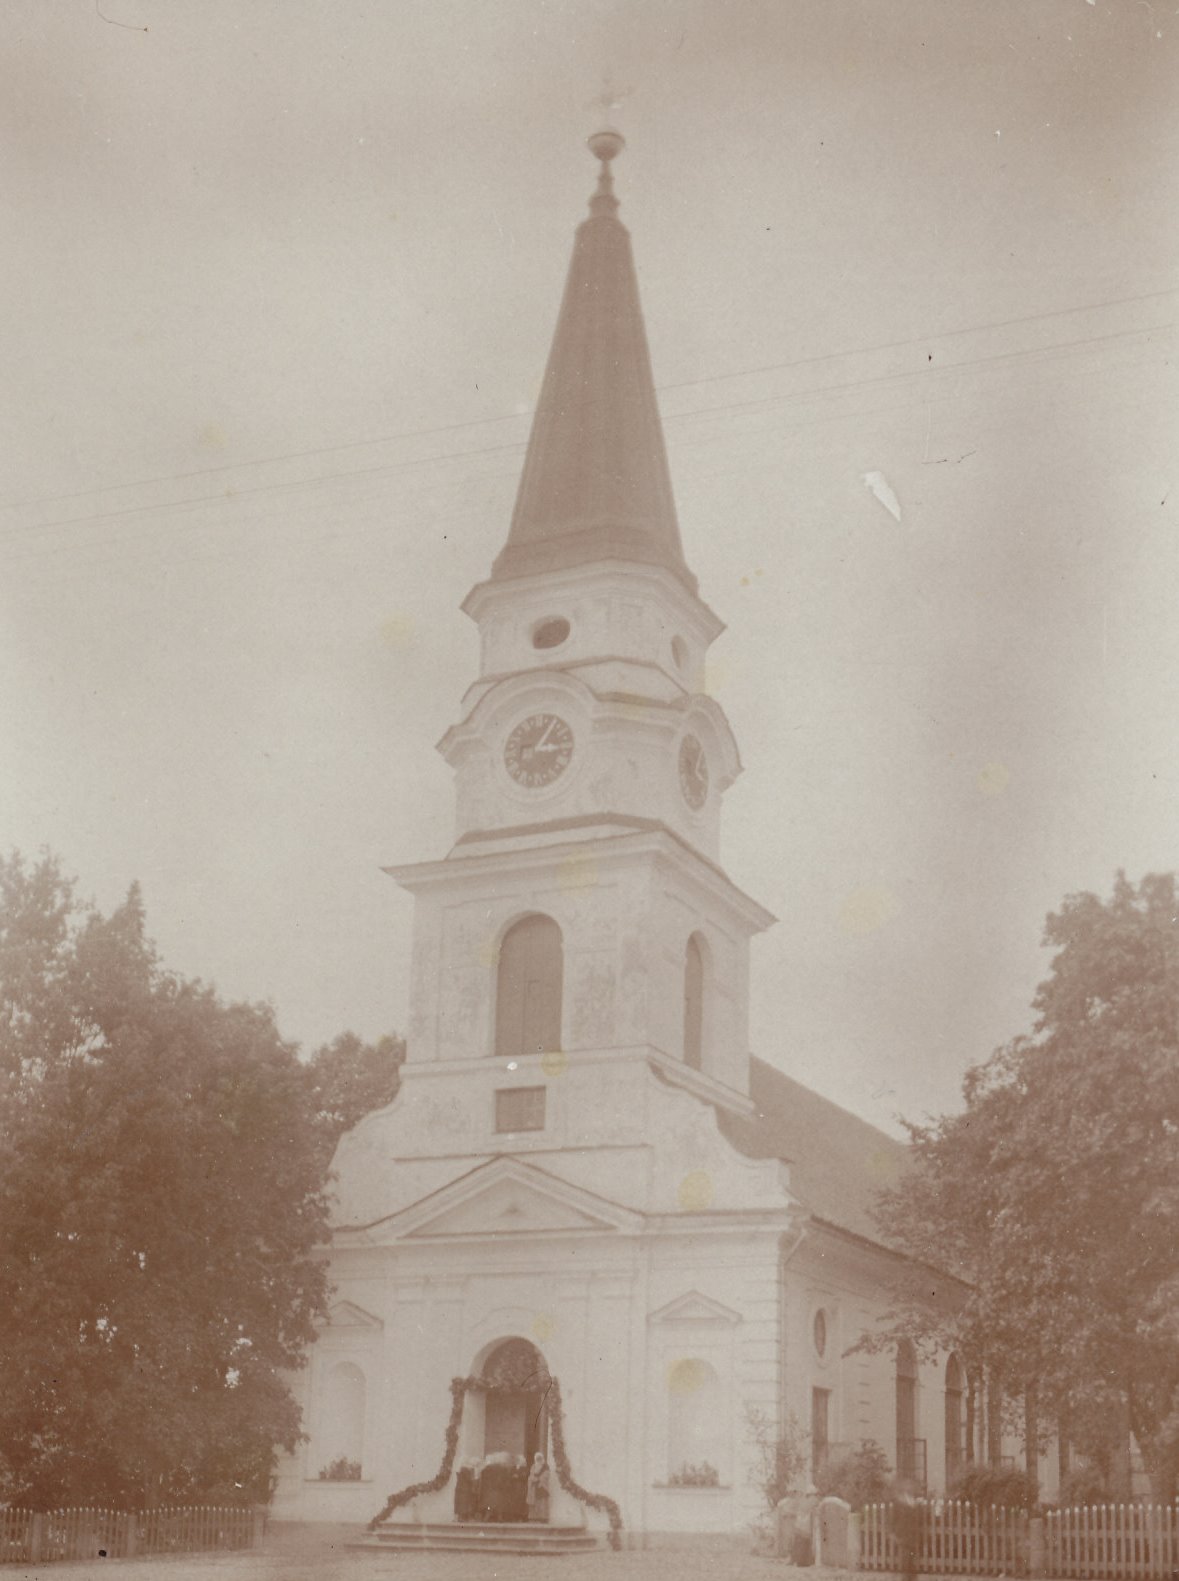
[15,1522,871,1581]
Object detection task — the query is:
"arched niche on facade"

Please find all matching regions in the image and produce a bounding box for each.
[666,1357,726,1483]
[319,1359,366,1476]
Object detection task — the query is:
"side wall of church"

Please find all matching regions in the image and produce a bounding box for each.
[783,1231,1060,1500]
[785,1232,953,1495]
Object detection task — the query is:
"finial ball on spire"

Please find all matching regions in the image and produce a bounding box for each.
[588,129,625,164]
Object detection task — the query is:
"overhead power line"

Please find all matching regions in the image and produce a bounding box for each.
[3,336,1167,580]
[3,284,1176,518]
[2,316,1172,561]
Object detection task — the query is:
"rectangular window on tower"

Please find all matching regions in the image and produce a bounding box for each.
[495,1086,546,1134]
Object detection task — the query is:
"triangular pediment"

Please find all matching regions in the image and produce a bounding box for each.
[319,1300,383,1331]
[365,1156,641,1244]
[408,1176,611,1238]
[648,1290,743,1328]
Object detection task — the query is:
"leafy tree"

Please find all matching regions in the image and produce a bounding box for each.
[874,872,1179,1500]
[304,1030,405,1160]
[0,851,333,1508]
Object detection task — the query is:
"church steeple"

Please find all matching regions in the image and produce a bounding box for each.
[491,132,695,593]
[389,131,773,1116]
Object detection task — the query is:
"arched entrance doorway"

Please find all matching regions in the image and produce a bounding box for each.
[480,1336,551,1465]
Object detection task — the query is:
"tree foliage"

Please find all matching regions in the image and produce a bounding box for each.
[304,1029,404,1162]
[875,872,1179,1498]
[744,1404,809,1511]
[815,1439,894,1510]
[0,852,337,1508]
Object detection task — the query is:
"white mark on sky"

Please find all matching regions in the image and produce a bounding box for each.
[863,471,902,522]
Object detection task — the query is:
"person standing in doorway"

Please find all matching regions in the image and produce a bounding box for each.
[526,1451,551,1522]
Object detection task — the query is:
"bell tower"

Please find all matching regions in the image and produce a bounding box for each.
[388,133,773,1115]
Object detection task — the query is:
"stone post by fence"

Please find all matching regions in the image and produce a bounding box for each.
[817,1496,853,1568]
[776,1490,819,1563]
[1028,1514,1045,1577]
[29,1514,45,1564]
[252,1507,267,1548]
[123,1512,138,1557]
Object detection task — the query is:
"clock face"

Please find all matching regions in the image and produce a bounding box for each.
[504,713,574,788]
[679,734,709,810]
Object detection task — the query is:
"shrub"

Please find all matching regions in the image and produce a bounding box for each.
[1053,1469,1117,1508]
[669,1461,720,1487]
[744,1405,809,1513]
[317,1457,362,1482]
[816,1440,894,1510]
[952,1465,1039,1509]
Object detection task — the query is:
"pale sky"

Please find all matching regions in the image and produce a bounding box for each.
[2,0,1177,1137]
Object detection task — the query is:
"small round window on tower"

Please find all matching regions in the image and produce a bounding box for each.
[532,617,570,651]
[671,636,688,671]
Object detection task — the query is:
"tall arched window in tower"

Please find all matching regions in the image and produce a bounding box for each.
[896,1339,923,1488]
[495,914,563,1059]
[945,1353,965,1488]
[683,933,706,1070]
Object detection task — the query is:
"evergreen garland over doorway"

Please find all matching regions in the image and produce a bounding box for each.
[366,1372,623,1549]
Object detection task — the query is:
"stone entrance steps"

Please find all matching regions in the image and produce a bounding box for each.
[355,1519,602,1556]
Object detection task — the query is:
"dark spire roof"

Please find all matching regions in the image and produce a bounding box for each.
[490,132,696,592]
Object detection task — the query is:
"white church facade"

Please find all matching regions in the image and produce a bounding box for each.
[273,132,986,1543]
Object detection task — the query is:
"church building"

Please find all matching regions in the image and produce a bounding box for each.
[273,132,979,1544]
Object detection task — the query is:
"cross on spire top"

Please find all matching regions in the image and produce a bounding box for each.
[585,74,634,122]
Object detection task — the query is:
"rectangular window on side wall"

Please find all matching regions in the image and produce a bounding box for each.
[812,1387,831,1476]
[495,1086,546,1133]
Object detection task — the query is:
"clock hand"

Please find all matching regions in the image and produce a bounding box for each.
[536,718,556,750]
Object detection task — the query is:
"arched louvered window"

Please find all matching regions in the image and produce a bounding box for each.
[495,914,563,1059]
[683,933,706,1071]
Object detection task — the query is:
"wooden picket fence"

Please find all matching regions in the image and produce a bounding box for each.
[1044,1503,1178,1580]
[0,1504,261,1564]
[861,1499,1028,1574]
[0,1508,34,1563]
[859,1499,1179,1580]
